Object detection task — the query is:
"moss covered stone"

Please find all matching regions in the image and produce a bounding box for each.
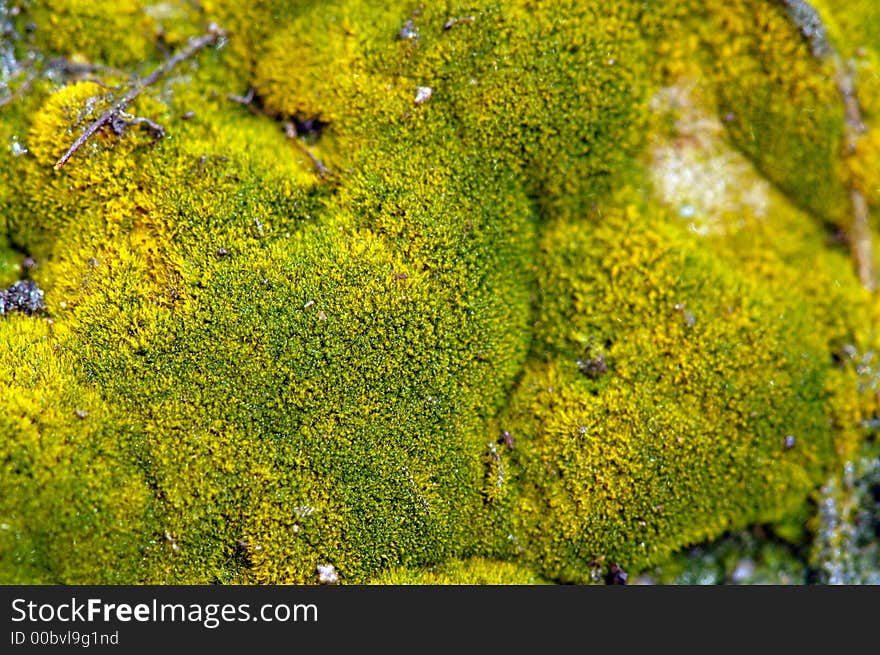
[0,0,878,584]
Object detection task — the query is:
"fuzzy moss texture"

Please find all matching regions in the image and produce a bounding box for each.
[0,0,878,585]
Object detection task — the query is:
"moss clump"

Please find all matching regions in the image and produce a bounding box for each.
[0,316,152,584]
[369,558,549,585]
[0,238,21,288]
[655,2,850,227]
[0,0,878,584]
[23,0,203,71]
[498,197,865,581]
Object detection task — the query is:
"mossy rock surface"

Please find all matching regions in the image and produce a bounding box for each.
[0,0,878,584]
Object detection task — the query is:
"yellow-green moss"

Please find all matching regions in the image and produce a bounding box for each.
[654,2,850,227]
[369,558,549,585]
[1,0,878,585]
[23,0,202,71]
[0,238,20,287]
[0,316,153,583]
[498,196,868,581]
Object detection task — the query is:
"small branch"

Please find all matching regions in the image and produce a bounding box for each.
[282,120,329,179]
[54,23,226,170]
[226,88,332,180]
[76,77,124,91]
[849,189,875,291]
[111,112,166,139]
[226,88,255,106]
[44,57,130,81]
[443,16,476,31]
[0,72,35,109]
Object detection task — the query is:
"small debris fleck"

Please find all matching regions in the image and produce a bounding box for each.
[778,0,831,58]
[831,343,858,367]
[75,409,89,419]
[216,246,230,258]
[673,303,696,327]
[392,272,409,280]
[500,430,515,450]
[317,563,339,584]
[181,110,196,120]
[398,18,419,41]
[784,434,796,450]
[731,559,756,583]
[303,300,315,310]
[605,562,628,585]
[10,136,28,157]
[1,280,46,316]
[443,15,475,30]
[415,86,433,105]
[576,353,607,380]
[317,310,327,321]
[164,531,179,553]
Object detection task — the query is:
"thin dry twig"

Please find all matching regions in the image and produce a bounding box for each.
[282,120,330,179]
[443,15,476,31]
[227,88,332,180]
[44,57,130,81]
[54,23,226,170]
[0,72,36,109]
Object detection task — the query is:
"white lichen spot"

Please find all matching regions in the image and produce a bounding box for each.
[9,135,27,157]
[648,80,772,236]
[414,86,433,105]
[398,18,419,41]
[317,563,339,584]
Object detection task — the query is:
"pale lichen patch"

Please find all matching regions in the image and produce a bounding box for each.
[648,81,772,236]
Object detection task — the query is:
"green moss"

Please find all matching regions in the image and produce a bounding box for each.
[0,316,153,584]
[0,238,20,287]
[0,0,878,584]
[369,558,549,585]
[23,0,203,71]
[498,198,862,582]
[820,0,880,53]
[654,2,850,227]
